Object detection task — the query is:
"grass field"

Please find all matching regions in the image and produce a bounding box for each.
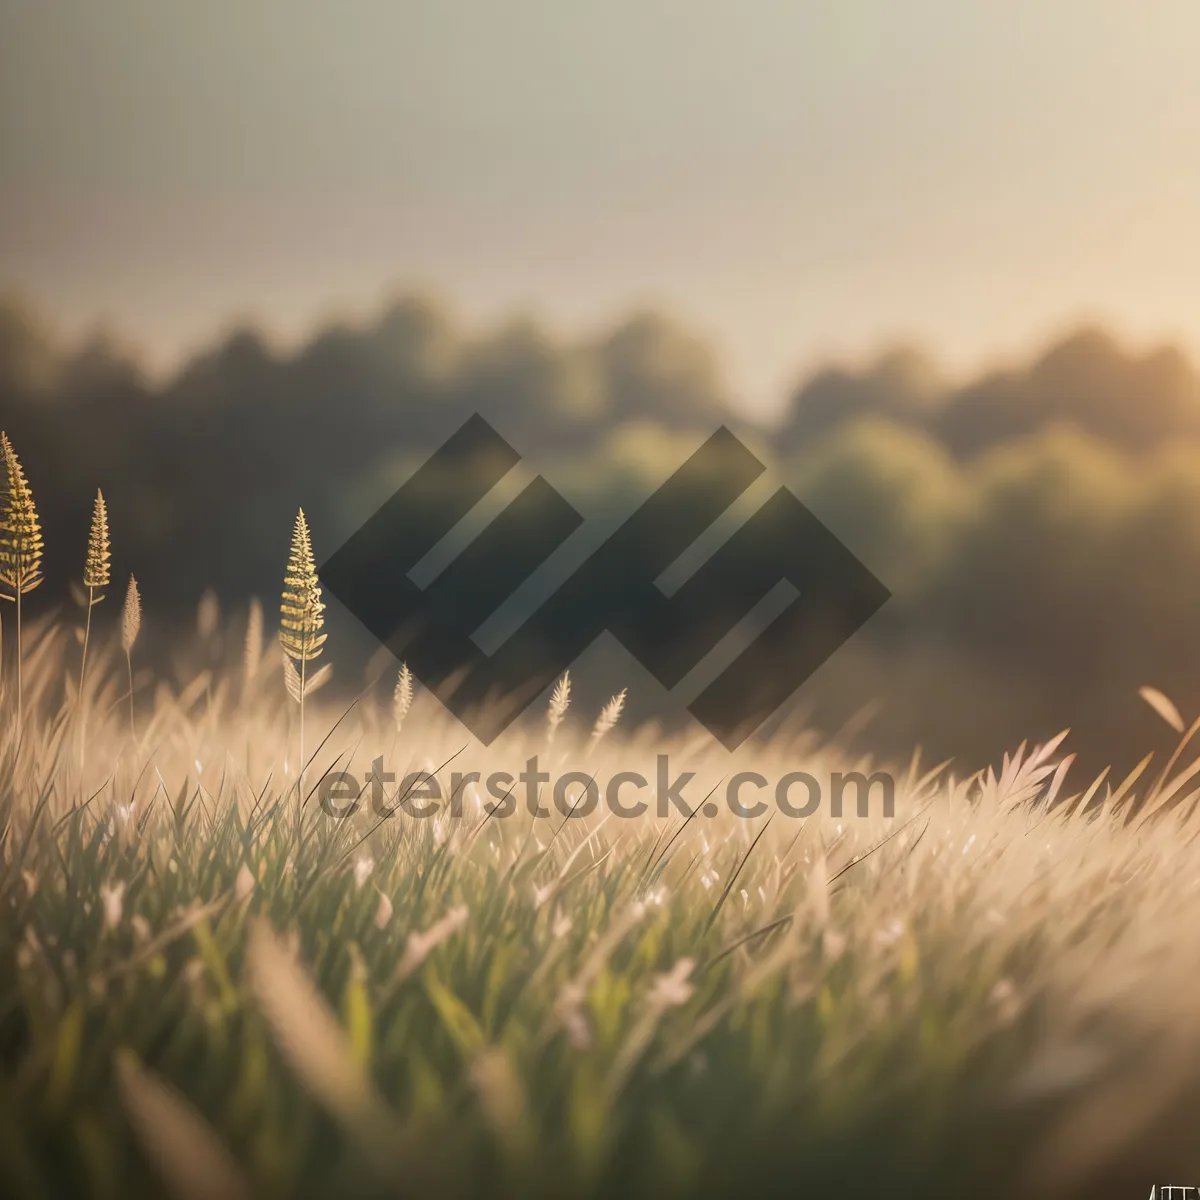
[0,447,1198,1199]
[4,600,1200,1200]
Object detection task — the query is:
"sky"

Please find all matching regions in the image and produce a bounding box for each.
[3,0,1200,418]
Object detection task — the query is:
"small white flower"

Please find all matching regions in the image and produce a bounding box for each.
[235,862,256,901]
[374,891,394,929]
[552,910,572,939]
[353,856,375,890]
[649,958,695,1008]
[533,881,557,908]
[395,905,469,977]
[100,881,125,929]
[644,886,668,908]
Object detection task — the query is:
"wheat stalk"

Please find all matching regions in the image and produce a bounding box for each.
[280,508,326,813]
[0,432,44,722]
[122,574,141,738]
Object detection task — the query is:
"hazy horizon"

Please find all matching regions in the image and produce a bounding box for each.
[7,283,1200,430]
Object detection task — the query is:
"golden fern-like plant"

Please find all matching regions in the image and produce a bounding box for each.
[280,508,327,804]
[78,489,111,706]
[0,433,44,720]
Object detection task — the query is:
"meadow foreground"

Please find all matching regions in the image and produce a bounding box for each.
[2,611,1200,1199]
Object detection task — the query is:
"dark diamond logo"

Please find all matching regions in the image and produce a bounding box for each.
[320,415,888,748]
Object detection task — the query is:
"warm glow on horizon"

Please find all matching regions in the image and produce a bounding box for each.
[3,0,1200,416]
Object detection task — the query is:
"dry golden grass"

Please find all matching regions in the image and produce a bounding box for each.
[1,474,1199,1196]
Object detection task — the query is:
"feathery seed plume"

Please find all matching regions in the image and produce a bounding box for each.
[243,597,263,690]
[547,671,571,744]
[122,575,142,654]
[589,688,627,749]
[122,575,141,737]
[393,663,413,732]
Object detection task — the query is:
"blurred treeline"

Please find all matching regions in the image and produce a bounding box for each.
[4,292,1200,776]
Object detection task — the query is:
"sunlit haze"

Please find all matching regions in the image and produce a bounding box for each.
[4,0,1200,416]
